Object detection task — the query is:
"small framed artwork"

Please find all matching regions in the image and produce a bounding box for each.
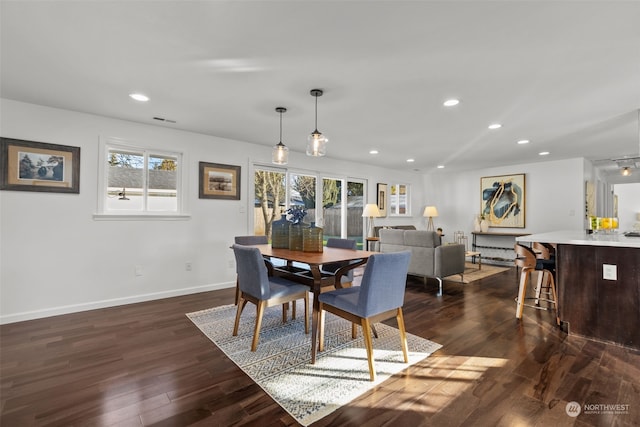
[480,173,525,228]
[377,183,387,217]
[0,137,80,193]
[199,161,241,200]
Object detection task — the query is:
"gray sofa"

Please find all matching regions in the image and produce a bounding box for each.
[379,229,466,296]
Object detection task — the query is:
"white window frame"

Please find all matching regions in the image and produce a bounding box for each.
[94,137,189,220]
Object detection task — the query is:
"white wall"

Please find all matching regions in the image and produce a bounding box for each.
[423,158,586,240]
[614,183,640,232]
[0,99,423,323]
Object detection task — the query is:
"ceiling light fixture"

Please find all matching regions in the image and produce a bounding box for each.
[407,158,415,163]
[621,167,632,176]
[517,139,530,145]
[369,150,379,155]
[437,165,445,169]
[488,123,502,130]
[443,99,459,107]
[539,151,550,156]
[272,107,289,165]
[306,89,328,157]
[129,93,149,102]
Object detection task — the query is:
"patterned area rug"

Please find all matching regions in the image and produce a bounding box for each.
[187,304,442,426]
[444,262,509,284]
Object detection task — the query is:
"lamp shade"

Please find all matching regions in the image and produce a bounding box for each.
[423,206,439,217]
[362,203,381,218]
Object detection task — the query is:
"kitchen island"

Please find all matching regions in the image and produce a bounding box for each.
[516,231,640,350]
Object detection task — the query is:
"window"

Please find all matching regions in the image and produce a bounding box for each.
[96,138,186,218]
[389,183,411,216]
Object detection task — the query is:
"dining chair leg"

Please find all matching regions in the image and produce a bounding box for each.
[292,300,297,319]
[396,308,409,363]
[234,278,240,305]
[352,322,358,339]
[361,317,376,381]
[303,294,309,334]
[252,301,267,352]
[233,299,248,336]
[318,307,326,352]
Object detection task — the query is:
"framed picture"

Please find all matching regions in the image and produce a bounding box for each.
[0,137,80,193]
[480,173,525,228]
[199,161,241,200]
[376,183,387,217]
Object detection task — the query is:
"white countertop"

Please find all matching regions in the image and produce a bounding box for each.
[516,230,640,248]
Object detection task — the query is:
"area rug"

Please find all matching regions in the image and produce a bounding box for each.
[187,304,442,426]
[444,262,509,283]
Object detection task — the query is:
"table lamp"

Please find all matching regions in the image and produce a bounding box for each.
[362,203,381,237]
[423,206,438,231]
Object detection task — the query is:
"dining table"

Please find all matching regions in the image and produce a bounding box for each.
[253,244,375,363]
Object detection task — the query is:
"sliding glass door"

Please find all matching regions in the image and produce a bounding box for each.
[252,166,366,247]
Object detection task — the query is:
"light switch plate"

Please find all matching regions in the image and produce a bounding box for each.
[603,264,617,281]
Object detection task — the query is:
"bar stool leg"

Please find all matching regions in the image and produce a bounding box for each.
[548,273,560,326]
[516,267,530,320]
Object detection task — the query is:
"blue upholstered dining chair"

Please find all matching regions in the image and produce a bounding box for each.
[317,251,412,381]
[321,238,358,288]
[233,235,269,305]
[234,235,268,246]
[232,244,309,351]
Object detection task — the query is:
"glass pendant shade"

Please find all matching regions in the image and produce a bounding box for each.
[272,141,288,164]
[307,89,328,157]
[306,130,327,157]
[272,107,288,165]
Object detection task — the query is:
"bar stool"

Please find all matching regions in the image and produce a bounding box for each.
[532,242,556,306]
[514,243,559,326]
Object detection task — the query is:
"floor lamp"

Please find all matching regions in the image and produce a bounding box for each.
[423,206,438,231]
[362,203,382,237]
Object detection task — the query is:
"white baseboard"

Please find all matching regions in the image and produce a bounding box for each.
[0,281,235,325]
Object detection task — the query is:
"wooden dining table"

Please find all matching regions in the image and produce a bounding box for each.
[253,244,375,363]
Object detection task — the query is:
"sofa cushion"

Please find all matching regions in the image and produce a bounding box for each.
[373,225,416,237]
[378,228,405,245]
[404,230,440,248]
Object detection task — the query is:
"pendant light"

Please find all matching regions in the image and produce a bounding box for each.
[306,89,328,157]
[272,107,289,165]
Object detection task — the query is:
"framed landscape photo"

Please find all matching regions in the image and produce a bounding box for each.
[199,161,241,200]
[480,173,525,228]
[376,183,387,217]
[0,137,80,193]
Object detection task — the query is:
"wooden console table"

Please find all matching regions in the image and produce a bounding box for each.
[471,231,530,263]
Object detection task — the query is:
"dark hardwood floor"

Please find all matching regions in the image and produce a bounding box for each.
[2,268,639,426]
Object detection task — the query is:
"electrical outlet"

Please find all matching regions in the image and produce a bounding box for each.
[134,265,143,276]
[603,264,617,281]
[185,262,192,271]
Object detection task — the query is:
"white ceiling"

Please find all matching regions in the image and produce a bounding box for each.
[2,1,639,178]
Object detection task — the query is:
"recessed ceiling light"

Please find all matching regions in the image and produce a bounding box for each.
[443,99,459,107]
[517,139,530,145]
[369,150,379,155]
[437,165,445,169]
[539,151,550,156]
[129,93,149,102]
[406,158,415,163]
[488,123,502,130]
